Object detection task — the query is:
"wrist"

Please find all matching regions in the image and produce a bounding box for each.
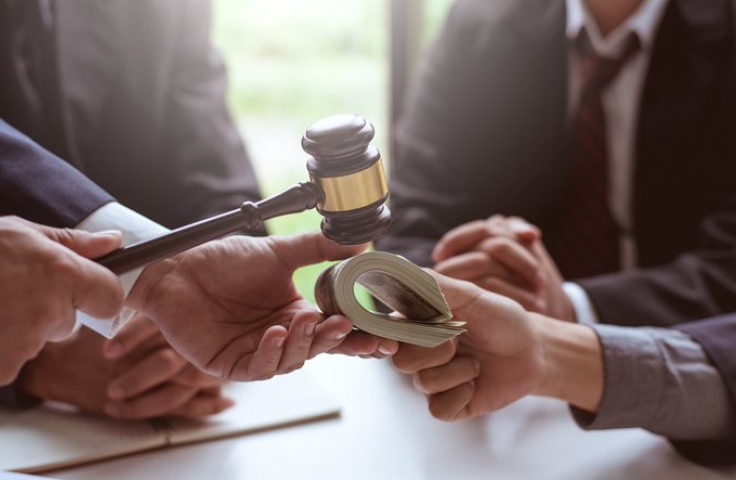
[126,257,179,312]
[531,314,603,412]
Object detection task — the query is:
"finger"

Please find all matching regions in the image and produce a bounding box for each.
[276,310,322,374]
[506,216,541,243]
[434,251,515,283]
[306,315,353,358]
[432,221,489,263]
[104,314,161,360]
[477,237,543,290]
[36,227,123,259]
[104,384,197,420]
[271,232,368,271]
[45,304,78,342]
[68,254,125,320]
[170,394,236,418]
[240,325,288,381]
[427,381,476,421]
[107,348,187,401]
[529,240,564,281]
[173,365,225,389]
[485,215,516,236]
[413,356,481,395]
[392,341,456,374]
[429,273,486,313]
[328,329,398,358]
[477,277,545,313]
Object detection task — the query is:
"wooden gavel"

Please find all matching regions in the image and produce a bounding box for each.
[95,114,392,275]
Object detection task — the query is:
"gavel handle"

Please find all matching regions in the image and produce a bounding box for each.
[95,182,323,275]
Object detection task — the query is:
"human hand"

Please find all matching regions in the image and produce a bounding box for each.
[0,216,124,385]
[19,317,232,420]
[432,215,575,321]
[391,274,603,421]
[127,232,397,381]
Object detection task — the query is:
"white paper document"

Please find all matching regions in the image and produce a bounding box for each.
[0,370,340,473]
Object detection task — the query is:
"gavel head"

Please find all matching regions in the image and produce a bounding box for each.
[302,114,392,245]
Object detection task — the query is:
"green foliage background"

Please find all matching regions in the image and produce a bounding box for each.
[211,0,453,302]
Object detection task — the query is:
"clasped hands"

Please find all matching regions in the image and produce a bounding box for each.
[392,215,605,421]
[432,215,574,322]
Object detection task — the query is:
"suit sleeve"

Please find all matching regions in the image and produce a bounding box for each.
[153,0,264,230]
[666,316,736,467]
[578,199,736,326]
[0,118,113,227]
[375,2,497,267]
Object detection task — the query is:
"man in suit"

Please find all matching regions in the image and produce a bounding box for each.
[376,0,736,465]
[0,0,396,416]
[377,0,736,325]
[0,0,265,417]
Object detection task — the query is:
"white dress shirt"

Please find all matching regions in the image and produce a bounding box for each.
[75,202,168,337]
[563,0,669,324]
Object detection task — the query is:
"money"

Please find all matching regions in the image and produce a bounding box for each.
[314,252,465,348]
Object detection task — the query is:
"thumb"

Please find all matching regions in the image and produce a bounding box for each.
[272,232,368,270]
[41,228,123,259]
[430,272,487,318]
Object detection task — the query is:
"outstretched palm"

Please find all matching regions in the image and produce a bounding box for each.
[130,233,364,380]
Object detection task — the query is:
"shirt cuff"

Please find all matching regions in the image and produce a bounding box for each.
[563,282,599,325]
[75,202,169,338]
[570,325,735,440]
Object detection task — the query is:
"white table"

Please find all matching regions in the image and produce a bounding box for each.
[50,355,736,480]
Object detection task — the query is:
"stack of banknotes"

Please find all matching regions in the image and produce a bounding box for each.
[315,251,465,348]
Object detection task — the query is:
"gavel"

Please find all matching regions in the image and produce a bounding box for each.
[95,114,392,275]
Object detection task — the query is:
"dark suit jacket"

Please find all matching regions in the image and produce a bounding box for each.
[672,317,736,466]
[375,0,736,465]
[0,117,113,227]
[0,0,264,406]
[0,0,262,228]
[377,0,736,327]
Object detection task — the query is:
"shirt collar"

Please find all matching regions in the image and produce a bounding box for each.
[566,0,669,57]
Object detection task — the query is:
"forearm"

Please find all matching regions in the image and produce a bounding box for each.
[574,325,734,440]
[533,317,734,441]
[531,315,604,412]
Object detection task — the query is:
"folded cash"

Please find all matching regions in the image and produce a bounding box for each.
[314,251,465,348]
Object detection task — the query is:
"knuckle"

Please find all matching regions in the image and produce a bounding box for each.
[158,349,182,371]
[390,355,415,374]
[46,253,78,280]
[492,239,514,255]
[414,371,435,394]
[55,228,76,246]
[287,361,305,373]
[482,277,501,290]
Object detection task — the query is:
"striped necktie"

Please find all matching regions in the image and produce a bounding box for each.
[552,31,641,280]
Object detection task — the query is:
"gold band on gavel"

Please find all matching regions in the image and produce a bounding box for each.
[310,159,388,213]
